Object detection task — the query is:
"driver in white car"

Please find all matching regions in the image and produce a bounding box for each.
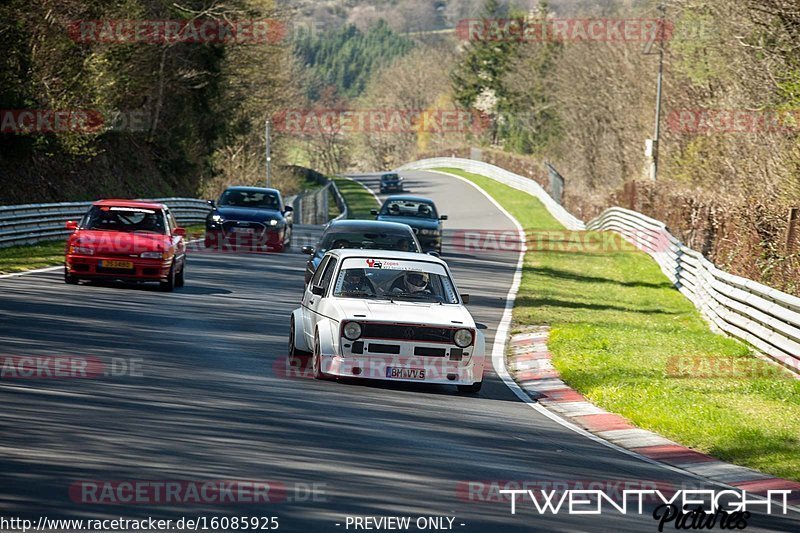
[390,271,432,295]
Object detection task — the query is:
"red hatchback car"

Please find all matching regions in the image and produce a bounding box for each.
[64,200,187,291]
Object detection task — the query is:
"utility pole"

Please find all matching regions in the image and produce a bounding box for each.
[265,118,272,188]
[650,0,666,181]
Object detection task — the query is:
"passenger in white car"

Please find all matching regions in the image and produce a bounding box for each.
[341,268,376,295]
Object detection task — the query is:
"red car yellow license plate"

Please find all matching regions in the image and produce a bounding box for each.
[100,260,134,269]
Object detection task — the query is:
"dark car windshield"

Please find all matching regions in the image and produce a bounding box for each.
[318,231,420,255]
[380,200,437,219]
[381,174,399,181]
[219,189,279,210]
[81,206,167,234]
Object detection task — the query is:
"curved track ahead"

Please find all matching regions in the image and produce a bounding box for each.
[1,170,797,532]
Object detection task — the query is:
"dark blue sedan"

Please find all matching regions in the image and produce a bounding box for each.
[205,186,293,252]
[301,219,422,284]
[371,195,447,254]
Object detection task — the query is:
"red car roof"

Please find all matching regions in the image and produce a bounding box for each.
[92,199,166,210]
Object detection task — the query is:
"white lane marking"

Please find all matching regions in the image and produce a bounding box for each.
[0,238,204,281]
[0,266,62,279]
[341,176,381,206]
[426,169,800,505]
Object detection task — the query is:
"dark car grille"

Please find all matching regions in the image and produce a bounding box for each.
[361,323,456,344]
[222,221,266,235]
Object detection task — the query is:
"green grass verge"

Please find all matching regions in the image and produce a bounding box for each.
[0,240,66,274]
[436,167,800,482]
[0,223,206,275]
[333,176,380,219]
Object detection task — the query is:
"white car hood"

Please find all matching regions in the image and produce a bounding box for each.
[333,299,476,328]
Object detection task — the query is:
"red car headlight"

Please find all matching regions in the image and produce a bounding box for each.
[140,251,167,259]
[69,245,95,255]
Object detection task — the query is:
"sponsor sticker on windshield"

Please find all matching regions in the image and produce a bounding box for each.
[351,257,444,275]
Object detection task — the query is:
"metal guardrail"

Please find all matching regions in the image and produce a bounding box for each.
[0,198,211,248]
[291,180,347,225]
[0,178,341,248]
[587,207,800,374]
[397,157,585,231]
[329,180,348,221]
[402,157,799,375]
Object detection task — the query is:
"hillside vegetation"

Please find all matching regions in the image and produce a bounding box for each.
[294,20,414,100]
[0,0,299,204]
[438,0,800,294]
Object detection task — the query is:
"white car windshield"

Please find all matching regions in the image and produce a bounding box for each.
[332,258,458,304]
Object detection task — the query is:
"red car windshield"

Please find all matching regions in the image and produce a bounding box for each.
[81,205,167,234]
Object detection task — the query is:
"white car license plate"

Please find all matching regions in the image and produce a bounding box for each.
[386,367,425,380]
[231,227,255,234]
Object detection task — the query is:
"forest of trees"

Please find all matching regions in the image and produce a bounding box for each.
[445,0,800,293]
[0,0,298,203]
[294,20,414,100]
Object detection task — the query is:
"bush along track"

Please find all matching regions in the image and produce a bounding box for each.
[435,167,800,484]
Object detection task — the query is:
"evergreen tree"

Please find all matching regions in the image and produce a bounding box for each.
[295,20,414,100]
[499,2,562,154]
[450,0,518,143]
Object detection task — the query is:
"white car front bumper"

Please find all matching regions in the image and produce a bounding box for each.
[320,354,484,386]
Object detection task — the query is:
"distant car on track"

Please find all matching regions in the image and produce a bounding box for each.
[64,200,187,291]
[371,195,447,254]
[379,173,404,193]
[301,219,423,284]
[289,249,485,393]
[205,186,293,252]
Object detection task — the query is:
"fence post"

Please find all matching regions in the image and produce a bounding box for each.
[322,184,329,224]
[786,207,799,254]
[623,182,637,210]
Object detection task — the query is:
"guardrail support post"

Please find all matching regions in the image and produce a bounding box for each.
[786,207,798,254]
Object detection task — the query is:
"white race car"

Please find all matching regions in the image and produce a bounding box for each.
[289,249,485,393]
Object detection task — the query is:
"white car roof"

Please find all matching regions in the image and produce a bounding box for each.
[325,248,447,266]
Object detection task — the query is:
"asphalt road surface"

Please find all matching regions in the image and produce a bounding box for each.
[1,170,797,532]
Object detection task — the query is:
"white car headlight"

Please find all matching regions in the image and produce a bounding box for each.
[419,229,438,236]
[343,321,362,340]
[140,251,165,259]
[211,214,224,223]
[454,328,473,348]
[268,219,279,226]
